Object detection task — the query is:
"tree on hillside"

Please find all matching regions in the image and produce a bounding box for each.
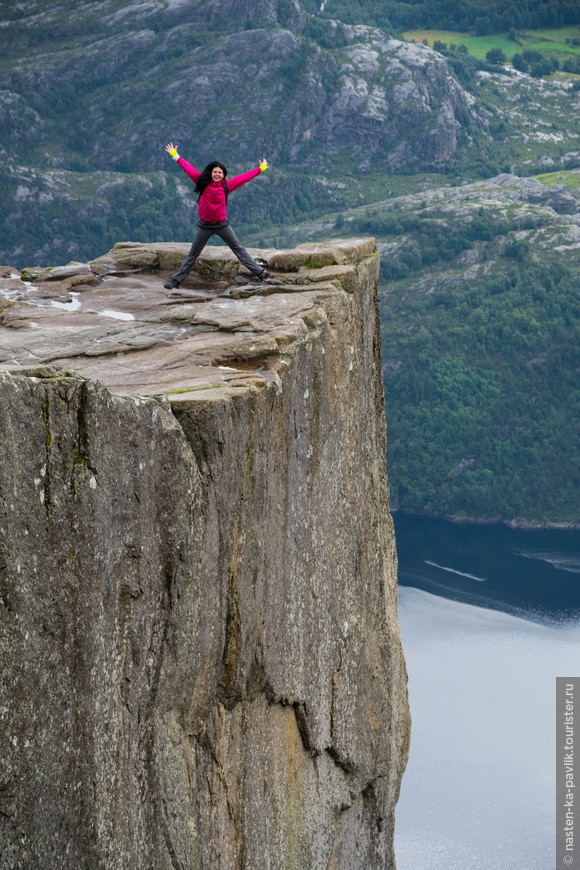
[486,48,507,64]
[319,0,580,35]
[511,53,529,72]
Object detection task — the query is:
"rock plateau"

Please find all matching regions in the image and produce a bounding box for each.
[0,239,410,869]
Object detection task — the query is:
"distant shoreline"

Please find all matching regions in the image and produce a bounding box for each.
[391,508,580,531]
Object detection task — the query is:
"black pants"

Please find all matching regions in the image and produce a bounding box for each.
[173,222,263,283]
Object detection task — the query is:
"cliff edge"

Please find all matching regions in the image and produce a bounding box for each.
[0,240,410,869]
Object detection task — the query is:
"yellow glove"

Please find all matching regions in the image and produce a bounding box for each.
[169,147,178,159]
[259,158,268,172]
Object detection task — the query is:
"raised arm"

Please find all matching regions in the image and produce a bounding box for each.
[164,142,200,183]
[227,158,269,193]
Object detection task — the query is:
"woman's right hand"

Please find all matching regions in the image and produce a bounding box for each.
[165,142,178,158]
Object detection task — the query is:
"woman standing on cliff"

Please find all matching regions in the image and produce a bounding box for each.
[163,143,271,289]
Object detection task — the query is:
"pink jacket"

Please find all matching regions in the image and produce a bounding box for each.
[177,158,261,222]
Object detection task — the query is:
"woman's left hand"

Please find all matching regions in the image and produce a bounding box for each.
[259,158,268,172]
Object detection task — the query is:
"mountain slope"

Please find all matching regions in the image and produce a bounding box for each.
[1,0,480,265]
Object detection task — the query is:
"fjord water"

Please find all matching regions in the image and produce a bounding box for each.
[393,514,580,870]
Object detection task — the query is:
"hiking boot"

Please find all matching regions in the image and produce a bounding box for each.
[164,277,181,290]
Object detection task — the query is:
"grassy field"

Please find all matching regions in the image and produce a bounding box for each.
[535,169,580,190]
[404,26,580,63]
[525,39,580,59]
[403,30,468,46]
[532,26,580,42]
[453,33,517,59]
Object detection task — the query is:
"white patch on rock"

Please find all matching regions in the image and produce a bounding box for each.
[99,310,135,321]
[51,293,81,312]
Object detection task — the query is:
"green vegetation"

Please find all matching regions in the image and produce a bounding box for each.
[455,33,520,59]
[405,25,580,74]
[535,169,580,189]
[0,168,200,266]
[249,177,580,523]
[406,30,517,59]
[450,66,580,179]
[371,198,580,523]
[403,30,468,45]
[322,0,580,35]
[380,259,579,522]
[0,155,456,267]
[486,48,508,64]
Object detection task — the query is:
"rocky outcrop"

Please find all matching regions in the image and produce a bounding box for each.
[296,31,472,169]
[0,240,410,869]
[3,20,474,171]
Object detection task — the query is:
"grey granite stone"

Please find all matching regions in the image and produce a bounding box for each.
[0,239,409,869]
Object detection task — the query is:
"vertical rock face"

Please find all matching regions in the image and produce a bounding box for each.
[0,240,410,869]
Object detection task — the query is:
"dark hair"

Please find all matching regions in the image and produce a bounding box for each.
[194,161,228,198]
